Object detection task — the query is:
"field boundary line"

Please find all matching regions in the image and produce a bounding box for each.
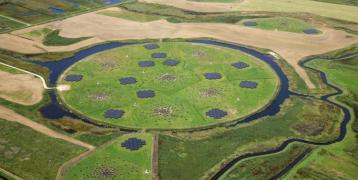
[0,14,30,26]
[151,133,159,180]
[55,150,94,180]
[0,167,23,180]
[0,61,55,90]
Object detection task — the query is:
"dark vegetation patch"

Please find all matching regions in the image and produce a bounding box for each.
[152,53,167,58]
[138,60,155,67]
[104,109,125,119]
[232,62,249,69]
[206,108,228,119]
[121,138,146,151]
[137,90,156,98]
[163,59,180,66]
[159,73,176,81]
[119,77,137,85]
[240,81,258,88]
[303,29,320,34]
[43,30,90,46]
[243,21,258,26]
[204,73,222,80]
[144,43,159,50]
[64,74,83,82]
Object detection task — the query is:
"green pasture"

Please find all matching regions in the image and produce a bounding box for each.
[59,42,279,129]
[43,29,90,46]
[285,51,358,179]
[0,119,85,180]
[239,17,316,33]
[66,133,152,180]
[158,96,343,179]
[0,16,26,33]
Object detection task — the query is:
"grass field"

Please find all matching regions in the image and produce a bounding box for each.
[0,16,27,33]
[284,49,358,179]
[0,119,85,180]
[222,143,311,179]
[66,133,152,180]
[0,0,124,26]
[158,96,343,179]
[59,42,279,129]
[43,29,90,46]
[239,17,316,33]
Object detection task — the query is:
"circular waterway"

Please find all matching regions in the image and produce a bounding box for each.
[33,40,351,178]
[55,41,279,129]
[35,40,286,128]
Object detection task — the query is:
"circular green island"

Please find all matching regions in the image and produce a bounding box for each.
[59,42,279,129]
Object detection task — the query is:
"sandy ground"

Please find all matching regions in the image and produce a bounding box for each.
[0,12,357,88]
[0,70,43,105]
[0,105,95,150]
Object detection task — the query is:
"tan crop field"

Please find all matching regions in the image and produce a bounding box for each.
[0,70,43,105]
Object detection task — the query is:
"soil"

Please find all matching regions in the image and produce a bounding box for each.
[154,106,174,116]
[0,70,43,105]
[159,73,176,81]
[200,88,221,97]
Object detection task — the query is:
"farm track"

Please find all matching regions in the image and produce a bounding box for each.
[0,167,23,180]
[0,61,54,90]
[0,14,30,26]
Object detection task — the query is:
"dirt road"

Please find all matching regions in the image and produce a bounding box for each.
[0,105,95,150]
[0,12,357,88]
